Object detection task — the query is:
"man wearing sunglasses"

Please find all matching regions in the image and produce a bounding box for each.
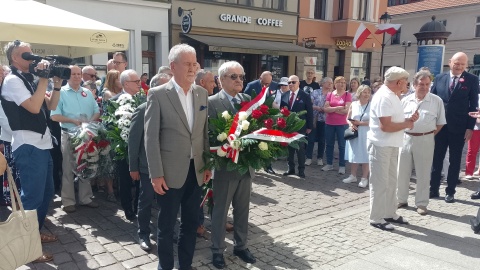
[208,61,257,269]
[281,75,313,178]
[81,65,97,86]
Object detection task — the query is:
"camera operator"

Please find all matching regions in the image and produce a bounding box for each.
[0,40,62,263]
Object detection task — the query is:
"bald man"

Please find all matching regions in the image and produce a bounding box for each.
[430,52,479,203]
[244,71,278,96]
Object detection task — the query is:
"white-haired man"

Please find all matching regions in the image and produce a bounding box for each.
[367,66,419,231]
[145,44,211,270]
[149,73,171,88]
[208,61,256,269]
[81,65,97,85]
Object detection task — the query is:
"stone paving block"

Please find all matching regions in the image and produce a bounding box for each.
[64,241,86,253]
[104,242,124,253]
[139,262,158,270]
[76,259,101,270]
[43,242,66,254]
[98,263,126,270]
[94,252,117,267]
[114,233,137,246]
[85,241,107,255]
[57,261,80,270]
[112,249,134,261]
[34,262,59,269]
[124,244,148,257]
[121,255,152,269]
[53,252,73,265]
[72,250,93,262]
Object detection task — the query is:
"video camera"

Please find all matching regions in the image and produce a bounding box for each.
[21,52,72,80]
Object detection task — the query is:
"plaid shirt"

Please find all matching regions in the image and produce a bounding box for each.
[311,88,328,122]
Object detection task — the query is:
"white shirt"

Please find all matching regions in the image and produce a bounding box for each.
[222,90,241,109]
[401,92,446,133]
[0,103,12,142]
[1,73,53,151]
[367,85,405,147]
[172,78,194,158]
[273,89,283,108]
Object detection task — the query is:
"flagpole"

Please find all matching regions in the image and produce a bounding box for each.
[378,12,392,79]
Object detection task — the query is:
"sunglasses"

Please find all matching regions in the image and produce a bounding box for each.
[287,81,297,84]
[225,73,245,81]
[113,61,126,65]
[87,73,97,78]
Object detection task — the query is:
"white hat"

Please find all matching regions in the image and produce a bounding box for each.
[279,77,289,86]
[384,66,409,82]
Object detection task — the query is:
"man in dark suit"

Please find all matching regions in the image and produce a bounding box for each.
[144,44,211,270]
[244,71,278,97]
[281,75,313,178]
[208,61,256,269]
[128,102,154,251]
[430,52,479,203]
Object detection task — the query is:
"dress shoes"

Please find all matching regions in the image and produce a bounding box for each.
[125,211,137,221]
[298,172,306,178]
[429,191,439,199]
[212,253,226,269]
[233,248,256,264]
[445,194,455,203]
[470,218,480,233]
[264,167,276,174]
[138,237,152,251]
[225,222,234,232]
[283,170,295,176]
[471,191,480,200]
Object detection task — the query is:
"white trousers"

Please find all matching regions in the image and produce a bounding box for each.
[397,133,435,207]
[368,141,399,224]
[61,131,93,207]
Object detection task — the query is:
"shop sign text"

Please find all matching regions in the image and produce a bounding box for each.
[219,13,283,27]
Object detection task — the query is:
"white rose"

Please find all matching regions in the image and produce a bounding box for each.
[238,111,248,121]
[258,142,268,151]
[217,132,227,142]
[221,111,231,120]
[241,120,250,130]
[230,140,241,150]
[217,148,227,157]
[95,80,102,86]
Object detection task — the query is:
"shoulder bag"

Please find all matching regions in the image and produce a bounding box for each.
[344,100,370,140]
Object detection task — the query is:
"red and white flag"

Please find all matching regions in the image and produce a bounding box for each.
[375,24,402,35]
[353,23,371,49]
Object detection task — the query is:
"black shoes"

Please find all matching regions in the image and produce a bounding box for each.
[212,253,225,269]
[471,191,480,200]
[264,166,276,174]
[125,211,137,221]
[429,191,440,199]
[233,248,256,264]
[138,237,152,251]
[298,172,306,178]
[445,194,455,203]
[470,218,480,233]
[283,170,295,176]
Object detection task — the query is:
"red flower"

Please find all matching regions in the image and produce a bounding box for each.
[280,107,290,117]
[259,105,269,114]
[280,142,288,147]
[277,118,287,129]
[240,101,249,107]
[459,77,465,83]
[97,140,110,148]
[251,110,263,119]
[264,118,274,129]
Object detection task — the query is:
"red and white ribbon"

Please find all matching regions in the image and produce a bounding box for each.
[241,128,305,143]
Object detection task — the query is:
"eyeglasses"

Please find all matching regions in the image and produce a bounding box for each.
[127,80,141,84]
[113,61,126,65]
[287,81,297,84]
[13,40,21,47]
[86,73,97,78]
[225,73,245,81]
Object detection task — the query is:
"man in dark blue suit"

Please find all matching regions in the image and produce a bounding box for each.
[280,75,313,178]
[430,52,479,203]
[244,71,278,97]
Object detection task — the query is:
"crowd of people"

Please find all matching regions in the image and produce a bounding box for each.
[1,40,480,269]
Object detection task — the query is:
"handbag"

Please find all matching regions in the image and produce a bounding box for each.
[344,100,370,141]
[0,155,42,270]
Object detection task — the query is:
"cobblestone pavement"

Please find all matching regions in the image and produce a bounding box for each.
[4,151,480,270]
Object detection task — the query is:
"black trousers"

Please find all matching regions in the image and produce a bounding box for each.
[156,160,201,270]
[48,119,62,194]
[116,159,140,215]
[288,141,306,174]
[430,126,465,196]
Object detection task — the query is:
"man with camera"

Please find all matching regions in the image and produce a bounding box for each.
[1,40,63,262]
[51,65,100,213]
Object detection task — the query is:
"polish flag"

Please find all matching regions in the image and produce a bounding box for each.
[375,24,402,35]
[353,23,371,49]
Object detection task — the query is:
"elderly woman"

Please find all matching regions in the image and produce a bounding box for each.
[322,76,352,174]
[343,85,371,188]
[349,77,360,101]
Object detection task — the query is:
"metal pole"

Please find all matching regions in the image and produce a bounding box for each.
[403,45,407,68]
[379,32,386,78]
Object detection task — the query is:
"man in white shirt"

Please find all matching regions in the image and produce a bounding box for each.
[397,69,446,215]
[367,66,418,231]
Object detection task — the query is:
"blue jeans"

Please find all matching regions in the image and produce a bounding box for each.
[325,124,348,167]
[13,144,54,230]
[306,122,326,159]
[138,172,155,240]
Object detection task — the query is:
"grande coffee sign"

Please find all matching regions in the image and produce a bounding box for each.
[219,13,283,27]
[181,14,192,34]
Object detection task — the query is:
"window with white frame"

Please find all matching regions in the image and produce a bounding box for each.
[476,17,480,37]
[357,0,369,21]
[314,0,327,20]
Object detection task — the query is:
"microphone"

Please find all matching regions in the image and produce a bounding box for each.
[21,52,43,62]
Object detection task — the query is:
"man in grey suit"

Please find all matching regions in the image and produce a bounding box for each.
[144,44,212,270]
[208,61,256,269]
[128,102,153,251]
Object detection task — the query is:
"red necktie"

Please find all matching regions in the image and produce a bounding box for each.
[450,76,457,93]
[289,92,295,109]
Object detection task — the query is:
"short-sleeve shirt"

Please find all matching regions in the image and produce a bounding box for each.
[401,92,446,133]
[51,84,100,130]
[1,73,53,151]
[367,85,405,147]
[325,91,351,125]
[311,88,328,122]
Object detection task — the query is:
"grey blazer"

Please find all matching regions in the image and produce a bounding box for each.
[144,80,209,188]
[208,90,255,179]
[128,102,148,175]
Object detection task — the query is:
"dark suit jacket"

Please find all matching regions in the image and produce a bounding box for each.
[128,102,148,175]
[244,79,278,97]
[431,71,479,133]
[280,90,313,134]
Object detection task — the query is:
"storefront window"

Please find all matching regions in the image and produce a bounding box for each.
[350,52,371,81]
[203,51,239,76]
[316,49,327,80]
[261,55,287,82]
